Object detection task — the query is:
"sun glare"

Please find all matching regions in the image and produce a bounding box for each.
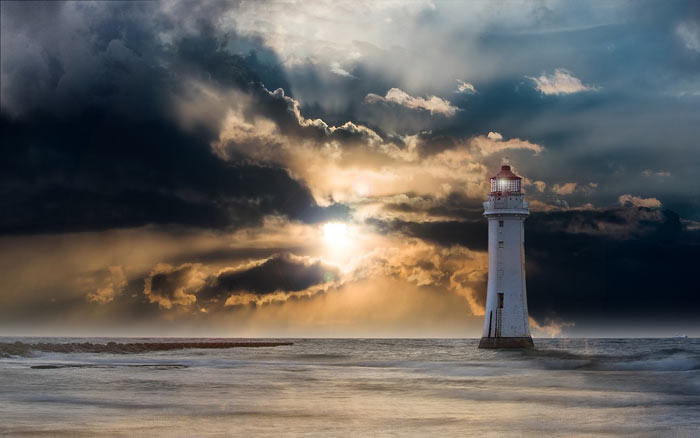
[323,222,348,246]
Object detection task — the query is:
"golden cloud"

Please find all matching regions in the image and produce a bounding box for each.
[144,263,207,309]
[618,194,662,208]
[85,266,127,305]
[365,88,459,117]
[552,182,577,195]
[528,69,598,95]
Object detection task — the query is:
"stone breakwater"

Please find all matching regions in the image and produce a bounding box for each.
[0,341,294,357]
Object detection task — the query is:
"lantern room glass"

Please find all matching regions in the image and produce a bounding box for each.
[490,178,521,193]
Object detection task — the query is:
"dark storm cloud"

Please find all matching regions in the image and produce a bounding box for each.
[199,253,340,301]
[0,110,347,233]
[370,192,488,249]
[383,192,485,220]
[525,207,700,321]
[139,254,340,308]
[0,1,349,234]
[144,263,202,309]
[368,218,487,252]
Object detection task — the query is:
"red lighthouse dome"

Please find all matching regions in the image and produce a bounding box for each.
[490,165,521,194]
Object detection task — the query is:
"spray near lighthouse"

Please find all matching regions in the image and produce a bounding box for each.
[479,165,534,349]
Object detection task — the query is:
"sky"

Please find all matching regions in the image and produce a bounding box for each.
[1,0,699,337]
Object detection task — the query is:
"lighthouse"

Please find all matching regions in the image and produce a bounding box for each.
[478,165,534,349]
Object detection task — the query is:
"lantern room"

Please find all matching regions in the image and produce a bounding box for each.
[490,165,521,194]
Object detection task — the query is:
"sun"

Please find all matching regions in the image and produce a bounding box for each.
[323,222,348,246]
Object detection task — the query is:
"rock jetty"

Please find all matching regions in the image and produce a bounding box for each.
[0,341,293,357]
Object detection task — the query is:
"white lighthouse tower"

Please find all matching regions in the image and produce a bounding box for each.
[478,165,534,349]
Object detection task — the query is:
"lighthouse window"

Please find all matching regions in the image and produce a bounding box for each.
[498,241,504,248]
[499,220,504,227]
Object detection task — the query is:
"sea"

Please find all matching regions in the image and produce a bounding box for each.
[1,338,699,437]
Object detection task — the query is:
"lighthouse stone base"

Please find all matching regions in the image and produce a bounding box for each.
[478,337,534,349]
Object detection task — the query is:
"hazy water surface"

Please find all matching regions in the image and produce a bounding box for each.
[1,338,699,437]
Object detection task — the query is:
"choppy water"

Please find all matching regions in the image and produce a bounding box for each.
[1,338,699,437]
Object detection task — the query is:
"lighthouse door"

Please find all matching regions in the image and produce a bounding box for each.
[495,293,504,337]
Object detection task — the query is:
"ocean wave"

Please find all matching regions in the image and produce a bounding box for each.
[0,341,293,357]
[519,347,700,372]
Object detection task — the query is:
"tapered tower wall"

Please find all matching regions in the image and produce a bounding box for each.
[482,214,530,338]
